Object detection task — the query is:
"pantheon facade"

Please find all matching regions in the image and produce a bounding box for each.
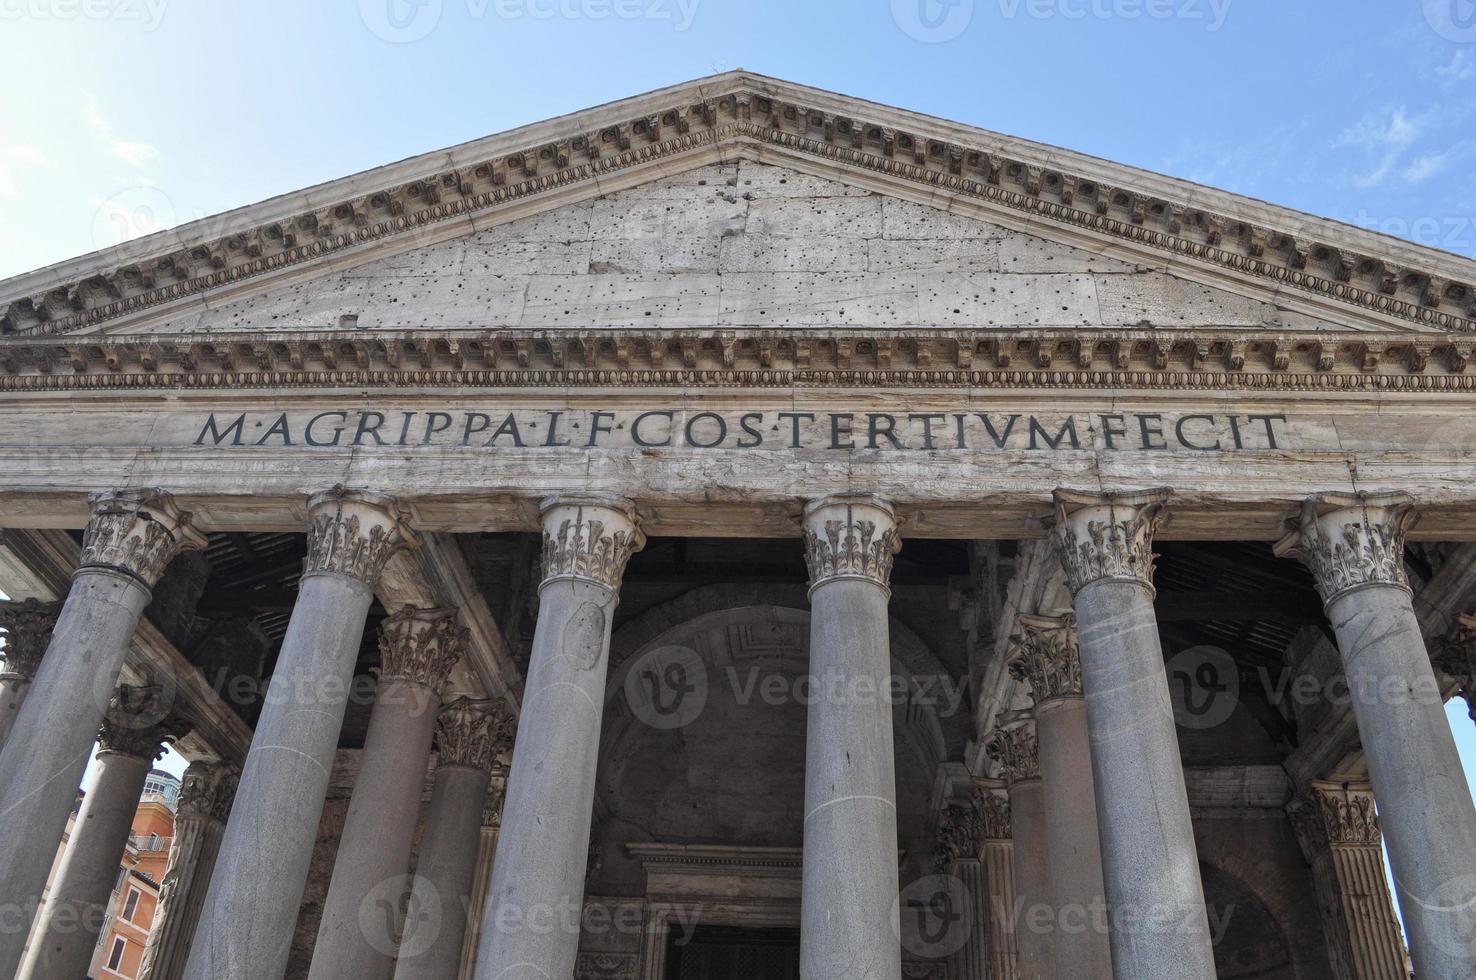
[0,73,1473,980]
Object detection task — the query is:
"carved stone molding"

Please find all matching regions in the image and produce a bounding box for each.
[377,606,467,690]
[1274,492,1416,606]
[15,329,1476,393]
[974,785,1012,842]
[0,598,61,681]
[1007,611,1082,705]
[303,485,417,588]
[1050,488,1169,595]
[435,696,516,774]
[481,774,508,830]
[7,75,1475,341]
[97,685,190,761]
[539,494,645,593]
[574,951,638,980]
[1289,781,1383,858]
[176,760,240,824]
[1433,612,1476,721]
[79,488,207,588]
[934,783,1013,870]
[985,722,1041,786]
[802,494,901,595]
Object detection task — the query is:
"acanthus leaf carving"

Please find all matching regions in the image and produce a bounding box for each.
[802,495,901,593]
[1274,492,1415,606]
[1007,611,1082,705]
[378,606,467,690]
[436,695,516,774]
[97,684,190,761]
[539,495,644,593]
[1051,488,1169,595]
[985,722,1040,786]
[80,488,207,588]
[303,485,417,589]
[0,598,61,681]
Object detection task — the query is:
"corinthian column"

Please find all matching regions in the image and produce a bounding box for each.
[1007,613,1110,979]
[987,721,1052,980]
[975,786,1019,980]
[459,775,507,980]
[20,686,188,980]
[310,607,467,979]
[395,697,515,980]
[0,598,60,750]
[184,488,416,980]
[1287,781,1407,980]
[137,762,239,980]
[474,495,643,980]
[934,790,990,980]
[1050,489,1215,979]
[0,489,204,980]
[798,495,902,980]
[1277,492,1476,975]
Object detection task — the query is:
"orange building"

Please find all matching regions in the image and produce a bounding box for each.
[81,768,180,979]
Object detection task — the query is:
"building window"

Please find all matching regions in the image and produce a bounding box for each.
[121,887,140,923]
[107,936,126,970]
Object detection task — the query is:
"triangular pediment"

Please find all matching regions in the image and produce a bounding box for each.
[2,71,1474,345]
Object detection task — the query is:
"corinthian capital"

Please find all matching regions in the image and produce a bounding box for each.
[1007,611,1082,705]
[1050,488,1169,595]
[539,494,644,593]
[985,721,1040,786]
[378,607,467,690]
[97,685,189,761]
[1274,492,1415,606]
[303,486,417,589]
[436,696,516,773]
[80,489,207,588]
[1288,781,1382,859]
[802,495,901,594]
[177,761,240,823]
[973,784,1012,841]
[0,598,61,681]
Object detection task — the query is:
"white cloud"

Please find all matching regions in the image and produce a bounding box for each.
[1436,49,1476,83]
[1334,107,1439,189]
[83,96,161,170]
[1404,151,1453,183]
[0,144,50,198]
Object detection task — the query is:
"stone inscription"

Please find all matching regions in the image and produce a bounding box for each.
[194,409,1289,453]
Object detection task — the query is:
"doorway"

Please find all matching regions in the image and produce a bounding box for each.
[664,925,802,980]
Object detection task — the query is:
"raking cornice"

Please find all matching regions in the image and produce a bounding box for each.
[3,72,1476,339]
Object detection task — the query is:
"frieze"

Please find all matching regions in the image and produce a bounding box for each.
[0,598,61,681]
[4,78,1474,339]
[6,329,1476,392]
[1274,492,1415,606]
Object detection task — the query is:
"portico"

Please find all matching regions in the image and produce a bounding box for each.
[1,72,1475,980]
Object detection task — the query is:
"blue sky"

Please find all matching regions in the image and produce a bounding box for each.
[1,1,1475,279]
[0,0,1474,902]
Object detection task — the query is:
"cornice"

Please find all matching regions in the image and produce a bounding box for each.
[8,328,1476,394]
[3,74,1475,340]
